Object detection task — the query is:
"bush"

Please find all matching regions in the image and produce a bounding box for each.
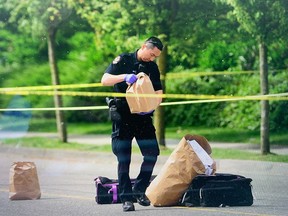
[165,73,230,127]
[198,41,239,71]
[269,71,288,131]
[0,59,110,123]
[165,70,288,131]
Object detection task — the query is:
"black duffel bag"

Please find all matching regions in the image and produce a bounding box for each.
[180,173,254,207]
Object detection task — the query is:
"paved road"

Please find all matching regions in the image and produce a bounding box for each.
[1,139,288,216]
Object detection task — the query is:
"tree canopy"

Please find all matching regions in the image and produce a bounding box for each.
[0,0,287,145]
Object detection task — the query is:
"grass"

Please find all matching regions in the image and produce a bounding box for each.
[1,118,287,163]
[28,118,112,134]
[1,137,111,152]
[211,148,288,163]
[28,119,288,146]
[67,122,112,135]
[1,136,288,163]
[166,126,288,145]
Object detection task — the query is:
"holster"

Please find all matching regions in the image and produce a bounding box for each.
[106,97,122,122]
[109,105,122,122]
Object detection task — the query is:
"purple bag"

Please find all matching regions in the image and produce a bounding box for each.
[94,176,155,204]
[95,176,124,204]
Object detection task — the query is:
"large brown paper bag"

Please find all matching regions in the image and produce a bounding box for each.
[145,134,216,206]
[9,162,41,200]
[126,72,159,113]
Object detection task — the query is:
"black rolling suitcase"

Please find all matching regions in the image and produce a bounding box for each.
[180,173,254,207]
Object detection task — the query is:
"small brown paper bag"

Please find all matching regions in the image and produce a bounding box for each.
[145,134,216,206]
[9,162,41,200]
[126,72,159,113]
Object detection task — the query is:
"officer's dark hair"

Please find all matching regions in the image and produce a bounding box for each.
[145,36,163,51]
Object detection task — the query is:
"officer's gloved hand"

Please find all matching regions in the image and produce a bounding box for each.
[138,110,154,115]
[124,74,138,84]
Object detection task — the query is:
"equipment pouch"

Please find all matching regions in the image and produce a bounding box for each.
[109,105,122,122]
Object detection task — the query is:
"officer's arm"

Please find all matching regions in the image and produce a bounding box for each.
[155,90,163,105]
[101,73,126,86]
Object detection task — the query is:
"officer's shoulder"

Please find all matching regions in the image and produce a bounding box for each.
[147,61,158,68]
[112,53,131,64]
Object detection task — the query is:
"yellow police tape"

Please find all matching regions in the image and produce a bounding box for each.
[0,83,103,92]
[0,106,108,111]
[0,90,287,111]
[164,70,256,79]
[1,89,288,100]
[0,70,287,111]
[1,97,287,112]
[0,71,257,92]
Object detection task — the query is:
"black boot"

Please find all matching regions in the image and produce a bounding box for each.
[132,188,150,206]
[122,201,135,212]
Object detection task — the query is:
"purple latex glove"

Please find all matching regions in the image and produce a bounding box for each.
[124,74,138,84]
[138,110,154,115]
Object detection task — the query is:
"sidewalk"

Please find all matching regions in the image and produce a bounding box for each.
[19,132,288,155]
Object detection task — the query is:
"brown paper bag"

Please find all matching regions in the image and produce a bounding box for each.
[126,72,159,113]
[9,162,41,200]
[145,134,216,206]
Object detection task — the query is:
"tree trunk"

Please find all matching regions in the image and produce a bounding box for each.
[259,42,270,154]
[155,44,167,147]
[47,27,67,143]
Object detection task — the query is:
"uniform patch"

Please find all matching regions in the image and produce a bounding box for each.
[113,56,121,64]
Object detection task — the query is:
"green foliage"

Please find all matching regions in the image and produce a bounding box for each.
[66,32,97,64]
[1,64,54,119]
[218,75,260,130]
[269,71,288,131]
[269,39,288,69]
[198,41,239,71]
[0,30,44,66]
[57,32,110,122]
[225,0,288,43]
[69,0,288,72]
[0,59,109,122]
[165,71,288,131]
[1,0,288,134]
[165,74,228,127]
[70,0,126,57]
[5,0,73,35]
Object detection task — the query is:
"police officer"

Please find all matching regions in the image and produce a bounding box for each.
[101,36,163,212]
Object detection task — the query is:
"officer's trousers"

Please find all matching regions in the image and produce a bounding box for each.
[111,114,159,202]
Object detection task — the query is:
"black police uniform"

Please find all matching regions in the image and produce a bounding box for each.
[104,50,162,202]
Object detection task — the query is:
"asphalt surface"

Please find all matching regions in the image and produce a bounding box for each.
[1,133,288,216]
